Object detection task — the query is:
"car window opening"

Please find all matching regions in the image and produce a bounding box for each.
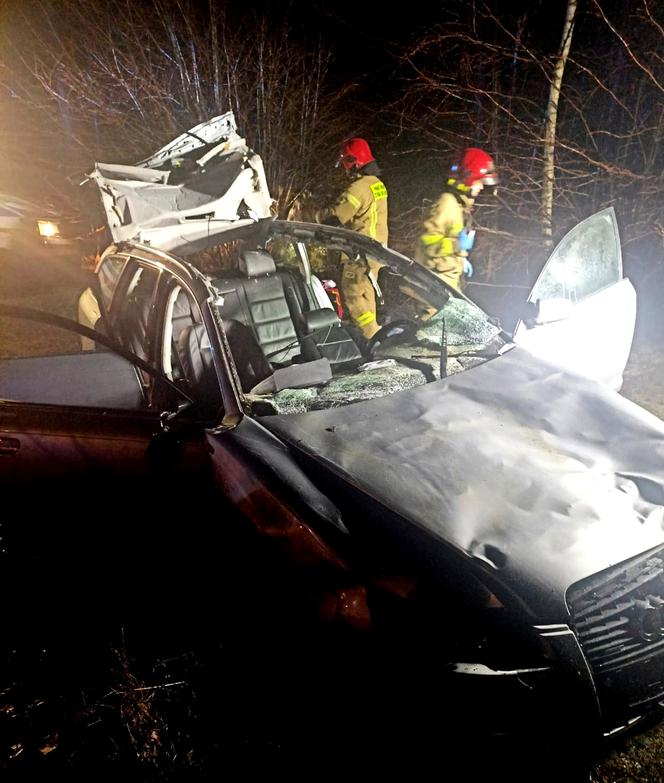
[157,283,225,419]
[197,234,504,417]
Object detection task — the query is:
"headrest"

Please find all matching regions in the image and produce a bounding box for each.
[302,307,341,334]
[239,250,276,278]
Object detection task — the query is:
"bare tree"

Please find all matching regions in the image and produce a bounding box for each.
[542,0,577,247]
[0,0,355,215]
[395,0,664,294]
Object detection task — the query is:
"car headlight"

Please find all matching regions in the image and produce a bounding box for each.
[37,220,60,238]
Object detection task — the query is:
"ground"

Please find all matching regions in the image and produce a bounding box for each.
[623,342,664,420]
[2,262,664,781]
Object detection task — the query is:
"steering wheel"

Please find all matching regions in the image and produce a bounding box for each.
[366,318,420,355]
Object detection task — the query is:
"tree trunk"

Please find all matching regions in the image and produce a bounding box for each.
[542,0,577,247]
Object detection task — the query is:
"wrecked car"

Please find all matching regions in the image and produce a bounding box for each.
[3,202,664,750]
[1,114,663,754]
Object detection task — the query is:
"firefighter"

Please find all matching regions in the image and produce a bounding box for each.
[415,147,497,291]
[318,137,388,339]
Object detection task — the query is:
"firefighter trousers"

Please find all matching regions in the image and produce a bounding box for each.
[340,256,383,339]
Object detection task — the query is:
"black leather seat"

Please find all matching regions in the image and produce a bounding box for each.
[213,250,301,365]
[209,251,365,392]
[169,288,199,381]
[300,308,364,372]
[222,319,273,392]
[176,323,222,416]
[278,269,307,327]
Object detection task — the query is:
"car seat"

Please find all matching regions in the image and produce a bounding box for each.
[299,308,364,372]
[213,250,301,364]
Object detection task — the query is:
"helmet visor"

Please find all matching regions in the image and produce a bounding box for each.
[336,154,357,170]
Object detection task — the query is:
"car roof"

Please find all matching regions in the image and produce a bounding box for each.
[87,112,274,248]
[101,218,482,316]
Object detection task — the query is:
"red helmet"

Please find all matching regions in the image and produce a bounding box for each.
[338,138,375,170]
[450,147,497,190]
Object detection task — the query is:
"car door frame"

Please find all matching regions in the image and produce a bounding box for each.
[114,244,246,428]
[0,247,245,496]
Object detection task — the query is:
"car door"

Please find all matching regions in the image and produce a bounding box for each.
[0,313,212,500]
[0,299,228,623]
[512,208,636,389]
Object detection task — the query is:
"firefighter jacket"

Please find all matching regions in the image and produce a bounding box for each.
[318,169,388,338]
[331,174,389,245]
[415,190,473,290]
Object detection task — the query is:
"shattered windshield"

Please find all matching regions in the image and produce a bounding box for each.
[209,225,505,417]
[415,300,502,348]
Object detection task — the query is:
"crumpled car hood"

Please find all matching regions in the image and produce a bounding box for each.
[87,112,272,251]
[263,346,664,619]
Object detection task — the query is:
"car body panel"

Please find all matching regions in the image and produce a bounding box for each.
[0,352,145,408]
[88,113,273,248]
[513,208,635,388]
[136,112,243,168]
[262,345,664,619]
[0,399,200,485]
[513,277,636,389]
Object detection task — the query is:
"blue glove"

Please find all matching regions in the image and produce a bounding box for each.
[463,257,474,278]
[457,228,476,252]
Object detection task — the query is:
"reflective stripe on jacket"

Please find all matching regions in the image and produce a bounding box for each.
[332,175,388,245]
[414,191,472,290]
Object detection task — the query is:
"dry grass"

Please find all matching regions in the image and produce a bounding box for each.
[592,716,664,782]
[622,344,664,420]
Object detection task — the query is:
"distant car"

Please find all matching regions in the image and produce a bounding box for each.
[0,191,86,263]
[4,187,664,758]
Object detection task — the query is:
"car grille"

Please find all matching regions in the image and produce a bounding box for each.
[568,546,664,727]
